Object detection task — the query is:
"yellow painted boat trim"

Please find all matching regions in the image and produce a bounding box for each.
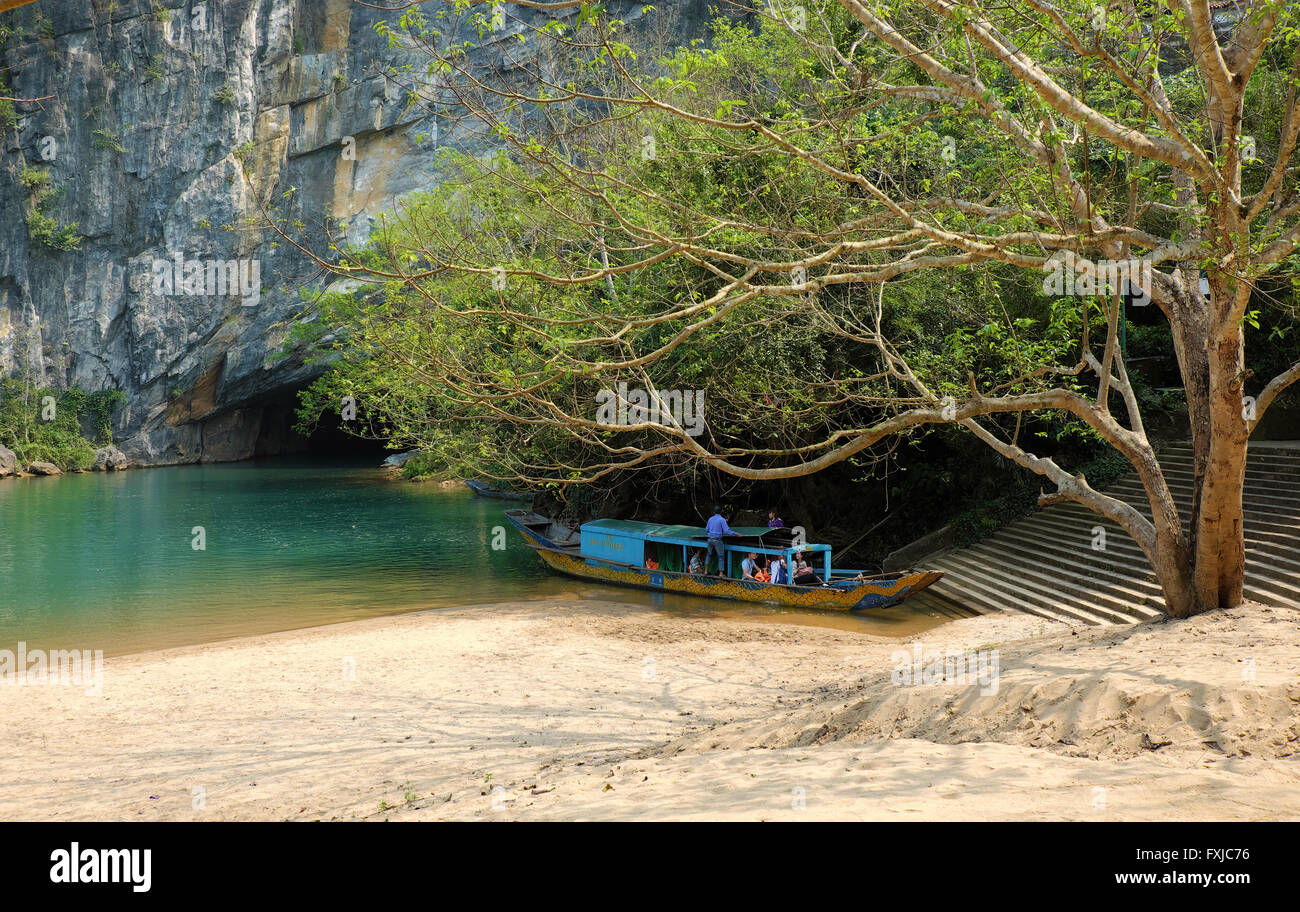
[534,546,940,612]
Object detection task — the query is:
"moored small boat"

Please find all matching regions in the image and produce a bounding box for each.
[465,480,534,500]
[503,509,942,611]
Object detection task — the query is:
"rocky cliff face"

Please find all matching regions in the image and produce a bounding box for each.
[0,0,718,464]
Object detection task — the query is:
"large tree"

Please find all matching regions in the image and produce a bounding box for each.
[283,0,1300,618]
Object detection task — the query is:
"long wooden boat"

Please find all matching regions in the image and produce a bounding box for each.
[465,480,533,500]
[503,509,942,611]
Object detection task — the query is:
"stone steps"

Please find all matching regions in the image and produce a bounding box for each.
[899,588,980,619]
[917,441,1300,624]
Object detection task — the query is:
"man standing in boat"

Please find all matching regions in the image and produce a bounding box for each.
[705,506,740,577]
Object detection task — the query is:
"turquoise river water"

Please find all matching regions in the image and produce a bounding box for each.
[0,460,951,655]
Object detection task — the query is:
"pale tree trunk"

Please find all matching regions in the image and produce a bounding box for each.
[1146,492,1199,619]
[1154,72,1252,616]
[1195,300,1250,611]
[1170,294,1211,574]
[1196,81,1250,612]
[1158,273,1250,616]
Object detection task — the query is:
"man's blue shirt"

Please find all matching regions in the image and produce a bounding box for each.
[705,514,735,537]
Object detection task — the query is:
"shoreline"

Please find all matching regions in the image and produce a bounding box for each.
[39,584,959,660]
[2,598,1296,821]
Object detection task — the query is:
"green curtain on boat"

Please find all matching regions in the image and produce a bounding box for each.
[660,545,683,573]
[644,542,684,572]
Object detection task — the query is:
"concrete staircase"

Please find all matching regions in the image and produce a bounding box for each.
[915,441,1300,625]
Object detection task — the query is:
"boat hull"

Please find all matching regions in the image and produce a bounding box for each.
[505,510,941,611]
[537,547,939,610]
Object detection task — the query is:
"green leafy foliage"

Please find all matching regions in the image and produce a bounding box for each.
[0,381,125,471]
[91,129,125,153]
[20,167,81,251]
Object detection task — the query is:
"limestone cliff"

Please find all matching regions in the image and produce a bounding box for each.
[0,0,717,463]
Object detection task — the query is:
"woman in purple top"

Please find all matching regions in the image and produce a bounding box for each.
[767,510,784,528]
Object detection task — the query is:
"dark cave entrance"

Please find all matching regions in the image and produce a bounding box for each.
[248,386,390,461]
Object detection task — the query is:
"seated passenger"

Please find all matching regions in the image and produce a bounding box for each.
[645,555,659,570]
[794,559,824,586]
[688,550,705,575]
[770,556,787,585]
[740,552,759,580]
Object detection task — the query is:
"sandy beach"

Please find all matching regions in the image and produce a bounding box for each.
[1,599,1298,821]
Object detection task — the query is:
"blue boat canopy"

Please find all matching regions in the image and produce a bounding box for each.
[578,518,832,578]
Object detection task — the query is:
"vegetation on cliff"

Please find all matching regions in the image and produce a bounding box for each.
[0,379,125,471]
